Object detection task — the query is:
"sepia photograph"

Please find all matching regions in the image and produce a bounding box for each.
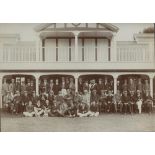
[0,23,155,132]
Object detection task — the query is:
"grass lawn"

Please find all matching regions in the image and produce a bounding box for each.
[1,112,155,132]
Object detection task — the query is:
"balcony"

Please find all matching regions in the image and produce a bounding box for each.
[0,42,154,70]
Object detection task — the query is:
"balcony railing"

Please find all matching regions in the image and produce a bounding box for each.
[117,43,151,62]
[0,44,153,63]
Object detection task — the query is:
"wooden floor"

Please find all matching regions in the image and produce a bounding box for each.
[1,112,155,132]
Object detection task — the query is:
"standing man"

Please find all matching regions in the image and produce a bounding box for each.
[137,78,143,94]
[97,78,104,95]
[53,79,61,95]
[78,77,83,94]
[2,78,9,99]
[143,79,150,96]
[9,78,16,95]
[128,78,136,93]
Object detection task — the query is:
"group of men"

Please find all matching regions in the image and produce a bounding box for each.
[2,76,154,117]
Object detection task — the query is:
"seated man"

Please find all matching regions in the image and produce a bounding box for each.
[73,92,82,115]
[34,100,44,117]
[113,90,122,113]
[55,91,64,106]
[90,89,99,106]
[106,90,114,113]
[129,91,136,114]
[21,91,30,113]
[30,91,39,106]
[81,89,90,109]
[57,100,68,117]
[48,100,60,117]
[3,90,14,113]
[39,91,48,105]
[99,90,107,113]
[143,91,153,114]
[135,90,143,114]
[13,90,22,114]
[65,100,77,117]
[121,91,130,114]
[43,100,51,117]
[77,102,90,117]
[23,100,35,117]
[89,101,99,117]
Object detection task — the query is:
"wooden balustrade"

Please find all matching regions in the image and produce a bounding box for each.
[0,44,153,63]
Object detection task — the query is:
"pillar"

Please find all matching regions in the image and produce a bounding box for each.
[36,40,40,62]
[74,73,79,92]
[149,74,154,97]
[73,31,80,62]
[111,33,117,62]
[113,74,119,95]
[34,74,40,96]
[0,74,3,108]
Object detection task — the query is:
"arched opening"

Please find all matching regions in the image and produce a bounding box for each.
[39,74,75,95]
[78,74,113,94]
[117,74,150,94]
[2,74,36,108]
[2,74,36,93]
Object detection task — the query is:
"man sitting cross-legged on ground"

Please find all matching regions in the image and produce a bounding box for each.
[23,100,35,117]
[48,100,60,117]
[34,100,44,117]
[77,102,90,117]
[89,101,99,117]
[43,100,51,117]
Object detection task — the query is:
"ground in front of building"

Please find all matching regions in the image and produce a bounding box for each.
[1,112,155,132]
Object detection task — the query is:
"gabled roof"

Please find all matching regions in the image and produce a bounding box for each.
[34,23,119,32]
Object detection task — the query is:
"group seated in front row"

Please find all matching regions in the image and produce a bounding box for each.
[2,87,154,117]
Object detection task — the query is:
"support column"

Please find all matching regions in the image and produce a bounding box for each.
[34,74,40,96]
[149,74,154,97]
[111,33,117,62]
[36,37,41,62]
[0,74,3,108]
[113,74,119,95]
[74,73,79,92]
[73,31,80,62]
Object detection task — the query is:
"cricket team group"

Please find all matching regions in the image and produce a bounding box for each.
[2,75,154,117]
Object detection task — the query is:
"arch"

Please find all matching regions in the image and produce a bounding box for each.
[39,74,75,82]
[117,74,150,94]
[2,74,36,95]
[79,74,113,82]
